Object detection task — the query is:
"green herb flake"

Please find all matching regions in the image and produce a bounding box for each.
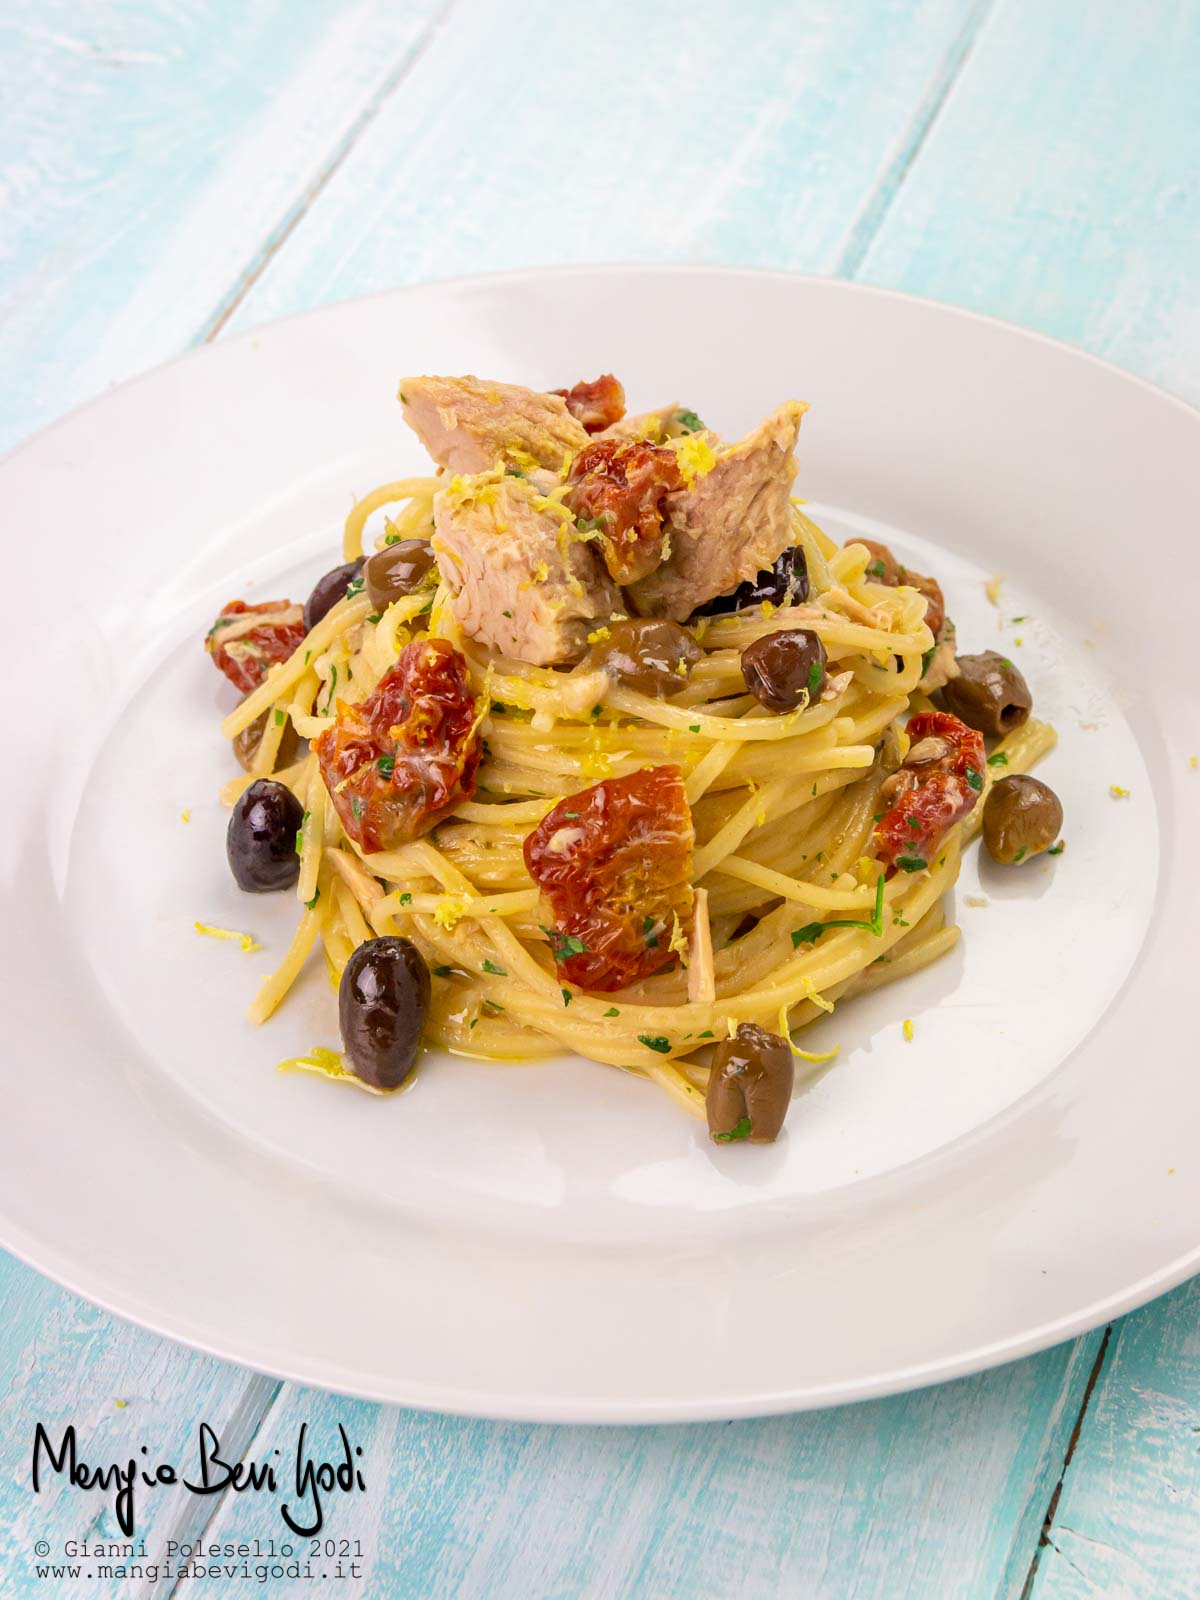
[294,810,310,857]
[377,754,395,777]
[273,708,285,727]
[304,889,320,910]
[895,854,927,873]
[398,892,413,906]
[350,796,364,820]
[1013,846,1027,863]
[323,664,338,714]
[1047,840,1065,856]
[642,915,659,949]
[603,1007,620,1018]
[676,408,704,433]
[807,660,823,694]
[987,751,1009,767]
[561,987,572,1007]
[1000,658,1014,670]
[907,815,921,831]
[367,613,382,625]
[575,516,607,535]
[482,959,507,976]
[433,964,457,978]
[688,724,701,733]
[966,765,983,792]
[638,1033,672,1054]
[867,558,887,578]
[502,610,513,618]
[399,391,409,403]
[542,925,588,960]
[713,1116,752,1143]
[344,574,364,600]
[562,811,580,819]
[697,1030,714,1040]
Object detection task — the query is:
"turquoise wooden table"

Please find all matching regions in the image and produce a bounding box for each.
[3,2,1199,1595]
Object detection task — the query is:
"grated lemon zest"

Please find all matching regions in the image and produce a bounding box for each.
[586,626,611,645]
[180,808,191,823]
[801,977,834,1014]
[1109,784,1131,799]
[194,921,261,953]
[903,1018,914,1042]
[985,576,1004,606]
[669,433,718,489]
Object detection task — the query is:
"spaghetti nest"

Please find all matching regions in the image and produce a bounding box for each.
[218,484,1054,1118]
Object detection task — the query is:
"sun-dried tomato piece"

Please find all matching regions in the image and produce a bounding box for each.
[315,637,481,853]
[875,711,985,874]
[205,599,306,694]
[552,373,626,433]
[525,765,694,993]
[853,538,946,638]
[566,437,684,584]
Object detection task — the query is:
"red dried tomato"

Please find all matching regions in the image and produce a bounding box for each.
[524,765,694,993]
[875,711,985,875]
[314,637,481,853]
[566,437,684,584]
[205,599,306,694]
[852,538,946,638]
[552,373,626,433]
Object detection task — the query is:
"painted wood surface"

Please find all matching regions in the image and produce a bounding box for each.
[2,0,1200,1596]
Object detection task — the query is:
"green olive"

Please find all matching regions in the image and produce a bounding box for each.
[982,775,1063,865]
[585,618,702,698]
[740,628,826,713]
[364,540,436,611]
[233,704,299,772]
[942,650,1032,736]
[706,1023,794,1144]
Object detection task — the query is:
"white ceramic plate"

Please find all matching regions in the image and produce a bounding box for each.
[2,268,1196,1421]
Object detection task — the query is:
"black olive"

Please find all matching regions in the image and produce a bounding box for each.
[363,541,437,611]
[741,628,827,712]
[303,559,364,633]
[706,1023,794,1144]
[694,545,809,617]
[226,778,304,892]
[584,618,702,697]
[982,775,1063,865]
[942,651,1032,736]
[339,937,431,1090]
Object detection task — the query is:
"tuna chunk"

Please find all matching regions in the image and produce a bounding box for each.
[432,475,620,666]
[400,375,589,475]
[627,401,805,621]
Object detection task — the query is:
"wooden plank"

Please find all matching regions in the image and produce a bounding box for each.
[190,1333,1102,1600]
[0,0,446,453]
[1026,1282,1200,1600]
[216,0,986,333]
[855,0,1200,401]
[0,1253,277,1591]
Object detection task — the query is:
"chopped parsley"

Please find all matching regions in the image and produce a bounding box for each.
[304,889,320,910]
[561,988,572,1007]
[542,926,588,960]
[688,724,701,733]
[350,796,364,820]
[398,892,412,905]
[920,644,937,674]
[697,1030,714,1040]
[575,516,607,535]
[504,467,524,479]
[866,558,887,578]
[1000,658,1014,670]
[323,665,338,714]
[1013,846,1027,863]
[791,875,886,948]
[895,854,927,873]
[399,391,408,403]
[433,965,456,978]
[642,915,659,949]
[562,810,580,819]
[676,408,704,433]
[482,959,506,976]
[713,1116,752,1143]
[1047,840,1065,856]
[807,660,822,694]
[502,610,513,618]
[907,815,921,832]
[344,574,364,599]
[294,810,310,857]
[637,1034,672,1054]
[966,765,983,792]
[273,708,285,726]
[377,754,395,777]
[367,612,382,625]
[603,1007,620,1018]
[987,751,1009,767]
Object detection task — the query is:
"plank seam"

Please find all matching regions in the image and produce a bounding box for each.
[835,0,999,279]
[197,0,460,345]
[1018,1324,1114,1600]
[154,1376,285,1600]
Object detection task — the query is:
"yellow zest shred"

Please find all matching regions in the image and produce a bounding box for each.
[985,576,1004,606]
[194,921,261,953]
[433,895,471,930]
[180,808,191,823]
[587,626,611,645]
[802,977,835,1015]
[505,446,541,474]
[277,1046,385,1095]
[669,433,718,489]
[1109,784,1131,799]
[903,1018,914,1042]
[668,913,689,965]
